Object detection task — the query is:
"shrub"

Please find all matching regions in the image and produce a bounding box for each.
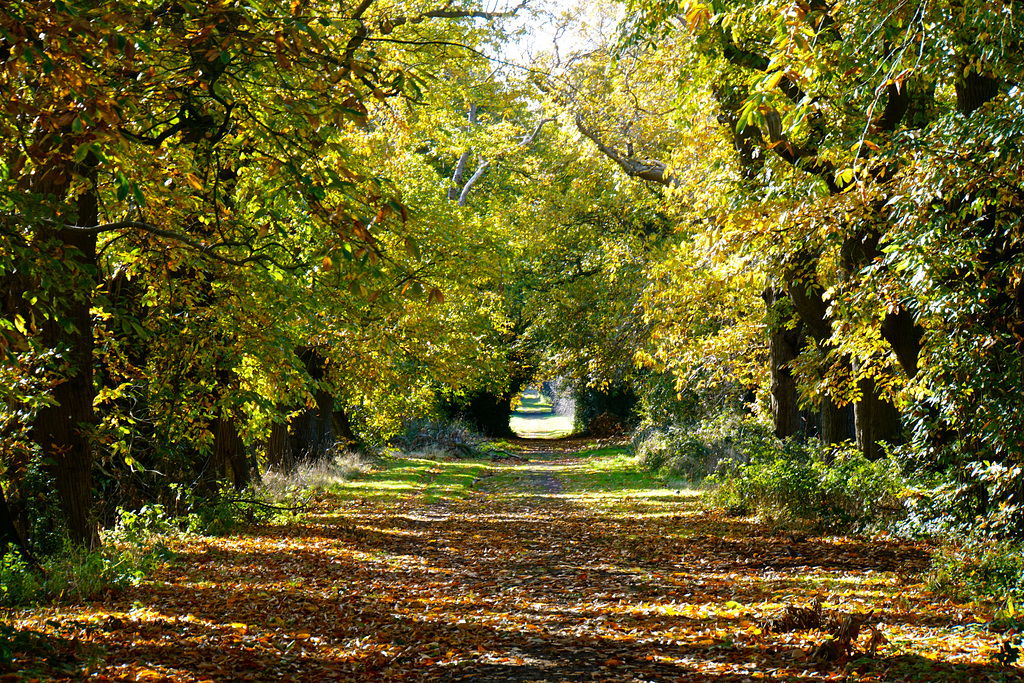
[928,540,1024,606]
[634,412,772,483]
[390,418,485,458]
[708,440,908,532]
[0,548,42,606]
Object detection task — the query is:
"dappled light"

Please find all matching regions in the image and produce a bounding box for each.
[510,388,575,440]
[7,445,1014,682]
[3,0,1024,680]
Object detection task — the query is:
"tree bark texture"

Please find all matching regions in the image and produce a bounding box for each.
[763,289,804,439]
[266,419,295,472]
[853,372,902,461]
[209,414,250,491]
[33,185,100,549]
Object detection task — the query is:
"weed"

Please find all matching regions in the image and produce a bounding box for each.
[927,540,1024,606]
[257,452,372,503]
[0,547,42,606]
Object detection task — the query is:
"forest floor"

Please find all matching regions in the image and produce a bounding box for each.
[5,442,1022,682]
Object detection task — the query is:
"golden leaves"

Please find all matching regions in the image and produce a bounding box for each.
[184,173,204,191]
[6,450,1008,682]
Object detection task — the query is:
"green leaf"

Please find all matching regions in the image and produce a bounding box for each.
[405,236,421,261]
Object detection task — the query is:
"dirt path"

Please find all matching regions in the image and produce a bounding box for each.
[7,451,1019,682]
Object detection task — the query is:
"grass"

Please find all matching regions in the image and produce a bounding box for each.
[509,389,574,439]
[315,455,491,504]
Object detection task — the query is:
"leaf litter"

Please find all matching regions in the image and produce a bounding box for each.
[5,446,1022,682]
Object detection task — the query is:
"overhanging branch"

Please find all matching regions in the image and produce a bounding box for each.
[48,220,303,269]
[574,114,675,187]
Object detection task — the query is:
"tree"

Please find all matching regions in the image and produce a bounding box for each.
[607,0,1023,526]
[0,0,532,546]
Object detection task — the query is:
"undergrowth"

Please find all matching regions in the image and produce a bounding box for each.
[0,450,370,607]
[389,418,486,459]
[928,540,1024,609]
[257,451,372,502]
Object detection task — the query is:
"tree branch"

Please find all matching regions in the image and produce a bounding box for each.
[573,114,675,187]
[48,220,303,269]
[451,114,553,205]
[382,1,528,33]
[457,160,491,206]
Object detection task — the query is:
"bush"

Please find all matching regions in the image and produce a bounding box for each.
[390,418,485,458]
[708,440,908,532]
[634,412,772,483]
[928,541,1024,606]
[0,534,173,608]
[0,548,42,606]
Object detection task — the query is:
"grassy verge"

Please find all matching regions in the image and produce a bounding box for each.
[509,389,574,439]
[319,455,493,504]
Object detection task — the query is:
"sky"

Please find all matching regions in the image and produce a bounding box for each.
[497,0,625,70]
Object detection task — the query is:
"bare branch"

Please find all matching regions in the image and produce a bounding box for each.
[573,114,675,187]
[520,117,554,146]
[457,160,491,206]
[383,1,529,32]
[449,151,472,200]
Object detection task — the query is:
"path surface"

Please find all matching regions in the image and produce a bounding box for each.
[8,450,1019,682]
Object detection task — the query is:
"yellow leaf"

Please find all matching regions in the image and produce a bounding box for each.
[322,255,332,271]
[185,173,204,191]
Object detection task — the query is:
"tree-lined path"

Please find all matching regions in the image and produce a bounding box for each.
[8,446,1014,682]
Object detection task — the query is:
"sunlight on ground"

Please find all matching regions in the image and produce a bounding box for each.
[509,388,574,439]
[8,443,1004,683]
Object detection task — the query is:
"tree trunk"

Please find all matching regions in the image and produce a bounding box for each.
[211,414,250,491]
[854,373,902,460]
[266,419,294,472]
[332,404,358,451]
[0,485,37,566]
[763,288,804,439]
[819,396,855,446]
[33,186,100,549]
[290,388,335,463]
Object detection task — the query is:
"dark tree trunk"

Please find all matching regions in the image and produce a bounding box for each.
[763,288,804,439]
[33,185,100,549]
[0,485,37,566]
[288,347,338,462]
[290,388,335,463]
[787,253,899,453]
[332,404,358,450]
[880,308,923,380]
[819,396,856,447]
[210,414,250,490]
[854,373,902,461]
[266,419,294,472]
[786,270,856,447]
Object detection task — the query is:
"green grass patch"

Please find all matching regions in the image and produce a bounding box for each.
[480,446,699,517]
[509,389,573,439]
[323,455,492,504]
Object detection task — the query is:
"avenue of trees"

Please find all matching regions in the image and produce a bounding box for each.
[1,0,1023,561]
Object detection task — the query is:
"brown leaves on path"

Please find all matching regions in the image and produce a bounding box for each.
[6,450,1022,682]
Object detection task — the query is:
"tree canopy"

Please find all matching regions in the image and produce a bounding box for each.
[2,0,1024,556]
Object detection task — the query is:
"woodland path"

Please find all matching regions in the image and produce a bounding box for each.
[8,444,1020,682]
